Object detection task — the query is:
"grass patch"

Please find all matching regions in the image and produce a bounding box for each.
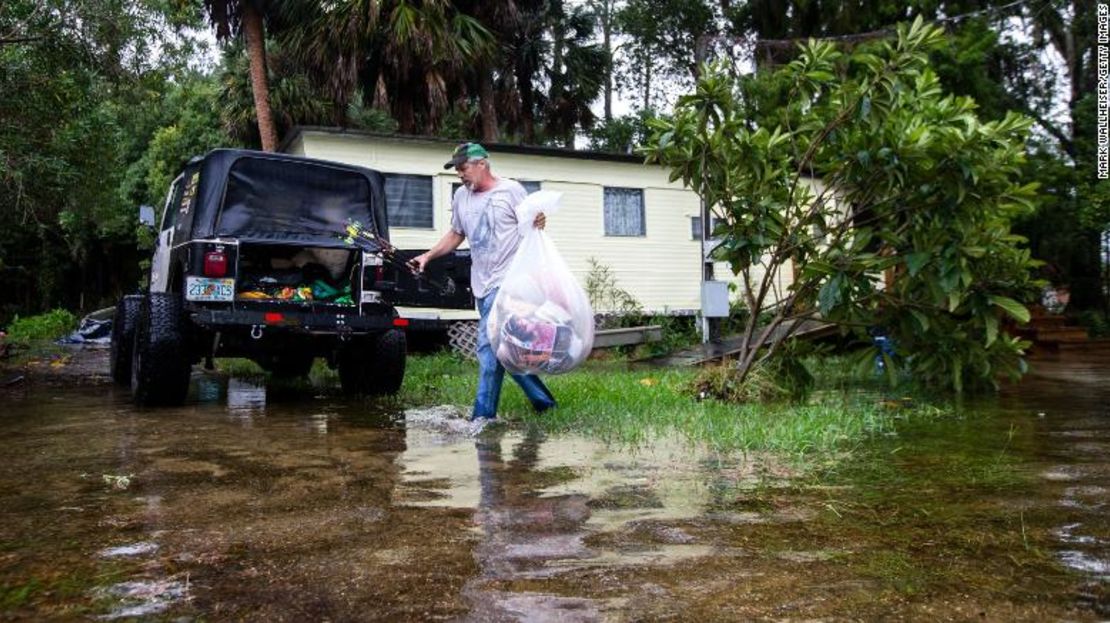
[1,579,41,609]
[209,351,951,459]
[396,352,948,457]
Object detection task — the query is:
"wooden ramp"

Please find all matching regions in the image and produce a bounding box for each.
[638,319,836,367]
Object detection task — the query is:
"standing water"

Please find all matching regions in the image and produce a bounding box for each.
[0,351,1107,620]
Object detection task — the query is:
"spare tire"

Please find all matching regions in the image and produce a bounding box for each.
[131,293,193,406]
[109,295,141,385]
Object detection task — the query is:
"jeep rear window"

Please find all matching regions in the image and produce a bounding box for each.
[217,157,375,240]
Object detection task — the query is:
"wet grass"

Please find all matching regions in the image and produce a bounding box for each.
[397,353,949,457]
[212,352,953,458]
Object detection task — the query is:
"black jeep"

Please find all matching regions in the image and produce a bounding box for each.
[111,149,432,406]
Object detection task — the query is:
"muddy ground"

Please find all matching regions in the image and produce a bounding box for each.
[0,343,112,388]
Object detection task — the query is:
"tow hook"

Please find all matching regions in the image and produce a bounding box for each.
[250,325,264,340]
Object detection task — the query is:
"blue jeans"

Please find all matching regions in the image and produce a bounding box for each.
[473,288,556,420]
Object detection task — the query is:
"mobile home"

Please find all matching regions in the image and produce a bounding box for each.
[280,127,785,322]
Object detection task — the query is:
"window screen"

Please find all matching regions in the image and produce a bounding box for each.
[691,215,724,240]
[384,173,434,229]
[603,187,645,237]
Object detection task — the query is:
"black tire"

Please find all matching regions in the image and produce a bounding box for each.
[261,354,315,379]
[369,329,406,395]
[337,329,407,396]
[110,295,141,385]
[131,293,193,406]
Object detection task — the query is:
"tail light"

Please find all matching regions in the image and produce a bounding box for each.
[203,250,227,277]
[375,266,385,282]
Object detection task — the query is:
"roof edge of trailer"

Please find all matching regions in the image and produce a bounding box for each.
[280,126,649,165]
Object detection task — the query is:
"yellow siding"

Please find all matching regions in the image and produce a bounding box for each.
[295,131,772,313]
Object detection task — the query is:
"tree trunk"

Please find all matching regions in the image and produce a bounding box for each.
[479,69,499,142]
[242,3,278,152]
[642,49,652,111]
[601,0,612,122]
[516,56,536,143]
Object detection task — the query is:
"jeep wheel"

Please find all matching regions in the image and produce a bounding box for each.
[131,293,193,406]
[262,354,315,379]
[110,295,141,385]
[369,329,406,395]
[338,329,407,396]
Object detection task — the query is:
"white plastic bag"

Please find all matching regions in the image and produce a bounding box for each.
[488,191,595,374]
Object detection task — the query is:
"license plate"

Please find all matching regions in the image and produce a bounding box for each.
[186,277,235,302]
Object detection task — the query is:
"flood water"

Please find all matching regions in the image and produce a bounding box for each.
[1,352,1108,620]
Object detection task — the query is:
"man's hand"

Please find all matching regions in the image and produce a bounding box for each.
[533,212,546,230]
[408,254,429,273]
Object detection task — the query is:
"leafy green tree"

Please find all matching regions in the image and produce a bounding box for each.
[0,0,209,320]
[729,0,1108,310]
[615,0,716,111]
[644,19,1039,393]
[587,109,659,153]
[123,73,231,209]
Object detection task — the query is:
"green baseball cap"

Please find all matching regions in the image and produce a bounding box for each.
[443,142,489,169]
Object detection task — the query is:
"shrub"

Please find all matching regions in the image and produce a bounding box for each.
[5,309,78,344]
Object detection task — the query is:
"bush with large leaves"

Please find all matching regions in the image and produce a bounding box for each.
[644,18,1040,394]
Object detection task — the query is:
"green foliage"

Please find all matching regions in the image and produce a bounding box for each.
[1076,310,1110,339]
[218,40,333,144]
[0,0,216,322]
[6,309,77,344]
[645,18,1039,394]
[584,257,643,329]
[587,110,663,153]
[615,0,716,110]
[691,338,819,403]
[122,73,231,209]
[640,313,700,356]
[272,0,493,135]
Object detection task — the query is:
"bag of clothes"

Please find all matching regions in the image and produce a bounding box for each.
[488,191,594,374]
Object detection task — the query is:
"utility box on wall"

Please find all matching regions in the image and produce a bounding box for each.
[701,281,730,318]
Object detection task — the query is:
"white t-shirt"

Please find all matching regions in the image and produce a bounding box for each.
[450,178,528,299]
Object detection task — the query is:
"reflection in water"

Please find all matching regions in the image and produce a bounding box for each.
[1010,352,1110,612]
[396,413,779,619]
[227,378,267,415]
[97,579,189,620]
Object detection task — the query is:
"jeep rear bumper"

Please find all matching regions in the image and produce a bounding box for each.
[189,309,436,335]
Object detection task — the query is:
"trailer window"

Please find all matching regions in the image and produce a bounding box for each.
[603,187,645,237]
[690,215,724,240]
[385,173,434,229]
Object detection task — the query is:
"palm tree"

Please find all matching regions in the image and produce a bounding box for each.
[203,0,279,151]
[454,0,524,142]
[276,0,492,135]
[543,1,605,147]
